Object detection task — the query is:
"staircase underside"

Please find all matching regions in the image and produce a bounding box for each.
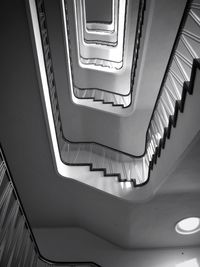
[27,0,200,200]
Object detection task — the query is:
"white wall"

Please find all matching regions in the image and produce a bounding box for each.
[45,0,187,155]
[34,228,200,267]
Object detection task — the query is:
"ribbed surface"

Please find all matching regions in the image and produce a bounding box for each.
[36,0,199,186]
[0,149,101,266]
[63,0,145,108]
[0,157,37,266]
[74,87,131,107]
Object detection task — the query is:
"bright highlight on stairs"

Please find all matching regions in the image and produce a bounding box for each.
[29,0,200,197]
[175,217,200,235]
[61,0,145,112]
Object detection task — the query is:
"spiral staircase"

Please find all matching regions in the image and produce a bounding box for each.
[1,0,200,266]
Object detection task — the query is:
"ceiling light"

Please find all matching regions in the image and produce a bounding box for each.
[175,217,200,235]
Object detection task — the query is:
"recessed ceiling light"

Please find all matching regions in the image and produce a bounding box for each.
[175,217,200,235]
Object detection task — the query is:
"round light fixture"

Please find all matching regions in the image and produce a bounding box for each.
[175,217,200,235]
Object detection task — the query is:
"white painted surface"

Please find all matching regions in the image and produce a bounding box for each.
[45,0,187,155]
[35,228,200,267]
[1,0,200,252]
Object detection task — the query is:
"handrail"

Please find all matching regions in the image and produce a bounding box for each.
[73,87,131,107]
[70,0,127,68]
[62,0,145,107]
[30,0,199,187]
[0,146,102,266]
[81,0,119,46]
[83,0,118,46]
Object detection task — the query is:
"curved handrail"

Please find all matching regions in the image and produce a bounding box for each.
[82,0,118,46]
[71,0,145,108]
[73,87,131,107]
[62,0,145,107]
[71,0,127,67]
[0,146,101,266]
[30,0,199,187]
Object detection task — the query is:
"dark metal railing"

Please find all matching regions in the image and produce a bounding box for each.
[31,0,199,187]
[0,146,101,266]
[62,0,145,108]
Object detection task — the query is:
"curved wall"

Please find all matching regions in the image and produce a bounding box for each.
[44,0,187,156]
